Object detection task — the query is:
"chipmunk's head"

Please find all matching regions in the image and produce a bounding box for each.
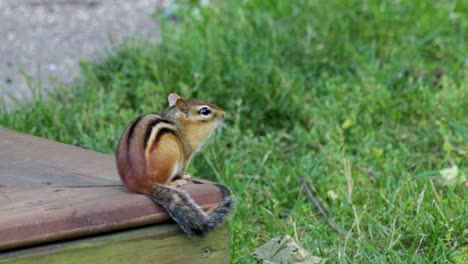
[164,93,225,151]
[167,93,225,123]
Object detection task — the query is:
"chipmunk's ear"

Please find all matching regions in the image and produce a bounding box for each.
[168,93,182,107]
[175,98,189,115]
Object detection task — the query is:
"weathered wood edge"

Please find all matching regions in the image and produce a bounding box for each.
[0,183,222,251]
[0,224,230,264]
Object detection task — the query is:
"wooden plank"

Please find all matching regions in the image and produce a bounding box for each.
[0,128,225,251]
[0,224,230,264]
[0,128,119,187]
[0,184,222,251]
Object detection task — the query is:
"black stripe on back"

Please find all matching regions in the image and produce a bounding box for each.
[143,117,174,149]
[143,118,160,150]
[126,115,144,166]
[155,128,174,143]
[146,128,175,153]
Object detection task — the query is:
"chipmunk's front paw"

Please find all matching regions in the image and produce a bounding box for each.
[169,179,189,188]
[182,173,192,180]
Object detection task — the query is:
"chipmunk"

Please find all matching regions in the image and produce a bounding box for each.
[115,93,232,237]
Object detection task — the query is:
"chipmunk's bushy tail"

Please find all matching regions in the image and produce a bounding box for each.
[150,183,233,237]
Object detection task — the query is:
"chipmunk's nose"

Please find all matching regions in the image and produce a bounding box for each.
[221,111,226,119]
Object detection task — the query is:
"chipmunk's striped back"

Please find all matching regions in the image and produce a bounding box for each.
[116,114,181,194]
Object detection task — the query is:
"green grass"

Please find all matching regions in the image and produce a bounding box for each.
[1,0,467,262]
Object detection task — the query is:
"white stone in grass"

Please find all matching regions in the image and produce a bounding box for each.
[327,190,338,201]
[440,165,459,186]
[251,235,324,264]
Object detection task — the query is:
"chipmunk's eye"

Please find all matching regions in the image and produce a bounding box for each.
[199,107,211,116]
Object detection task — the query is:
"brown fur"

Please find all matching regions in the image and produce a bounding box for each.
[146,133,182,184]
[115,94,232,237]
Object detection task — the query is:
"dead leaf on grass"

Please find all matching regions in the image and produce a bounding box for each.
[251,235,325,264]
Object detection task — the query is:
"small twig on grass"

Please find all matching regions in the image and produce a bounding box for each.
[301,178,346,237]
[415,231,468,254]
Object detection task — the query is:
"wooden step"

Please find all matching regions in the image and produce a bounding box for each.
[0,128,228,263]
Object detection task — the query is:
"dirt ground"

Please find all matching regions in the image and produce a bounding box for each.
[0,0,165,106]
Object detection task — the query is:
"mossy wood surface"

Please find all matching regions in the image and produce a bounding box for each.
[0,224,229,263]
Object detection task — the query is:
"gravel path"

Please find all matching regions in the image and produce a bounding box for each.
[0,0,165,106]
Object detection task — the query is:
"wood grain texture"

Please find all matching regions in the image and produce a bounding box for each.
[0,224,230,264]
[0,128,225,251]
[0,128,119,187]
